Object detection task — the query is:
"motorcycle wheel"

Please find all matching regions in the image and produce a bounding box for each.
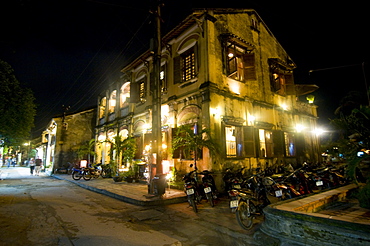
[236,200,254,230]
[83,170,92,181]
[101,169,111,178]
[189,198,198,213]
[206,192,214,207]
[72,171,82,180]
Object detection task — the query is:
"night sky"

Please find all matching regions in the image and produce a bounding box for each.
[0,0,369,137]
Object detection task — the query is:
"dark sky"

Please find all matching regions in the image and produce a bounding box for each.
[1,0,369,137]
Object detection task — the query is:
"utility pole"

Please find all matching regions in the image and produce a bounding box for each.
[149,1,165,196]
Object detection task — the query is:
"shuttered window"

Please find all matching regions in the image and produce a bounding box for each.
[226,42,256,82]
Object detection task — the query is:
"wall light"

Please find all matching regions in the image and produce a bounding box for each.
[295,124,305,132]
[211,107,219,116]
[280,103,288,110]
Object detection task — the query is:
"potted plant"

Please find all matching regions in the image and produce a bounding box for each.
[123,167,136,183]
[113,171,125,182]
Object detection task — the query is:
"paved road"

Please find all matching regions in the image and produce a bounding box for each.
[0,167,259,246]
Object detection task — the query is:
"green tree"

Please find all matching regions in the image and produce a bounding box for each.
[0,60,36,145]
[171,124,219,168]
[105,136,137,175]
[77,139,96,164]
[331,105,370,208]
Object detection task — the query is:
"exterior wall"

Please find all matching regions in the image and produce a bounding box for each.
[95,9,320,188]
[43,108,96,172]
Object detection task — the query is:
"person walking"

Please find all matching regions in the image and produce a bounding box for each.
[29,158,35,175]
[35,158,42,176]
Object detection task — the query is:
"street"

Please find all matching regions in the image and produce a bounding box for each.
[0,167,259,246]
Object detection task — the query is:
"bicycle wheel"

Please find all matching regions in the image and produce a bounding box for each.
[83,170,92,181]
[236,200,254,230]
[72,171,82,180]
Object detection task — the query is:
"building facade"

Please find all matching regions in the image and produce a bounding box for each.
[43,107,97,172]
[95,8,320,187]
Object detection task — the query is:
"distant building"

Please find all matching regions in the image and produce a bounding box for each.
[95,8,319,186]
[42,107,96,172]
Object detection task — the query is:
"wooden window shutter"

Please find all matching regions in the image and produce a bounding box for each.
[173,55,181,84]
[243,126,255,156]
[130,82,140,103]
[194,43,199,74]
[273,130,284,156]
[243,53,257,81]
[285,74,295,95]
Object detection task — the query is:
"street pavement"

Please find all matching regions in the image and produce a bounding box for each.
[2,166,369,244]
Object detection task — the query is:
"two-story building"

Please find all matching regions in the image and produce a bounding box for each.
[95,8,320,187]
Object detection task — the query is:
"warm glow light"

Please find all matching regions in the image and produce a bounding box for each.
[80,160,87,168]
[98,134,106,142]
[162,143,167,149]
[162,160,171,174]
[166,172,173,180]
[110,99,116,107]
[143,123,150,131]
[296,124,305,132]
[229,81,240,95]
[280,103,288,110]
[313,128,325,136]
[211,107,219,116]
[228,53,234,58]
[306,95,315,104]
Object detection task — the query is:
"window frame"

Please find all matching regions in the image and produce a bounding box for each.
[224,40,256,82]
[224,125,256,158]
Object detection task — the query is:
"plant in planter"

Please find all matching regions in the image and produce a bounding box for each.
[113,171,126,182]
[122,167,136,183]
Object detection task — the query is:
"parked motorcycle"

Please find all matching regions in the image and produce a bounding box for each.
[223,168,244,212]
[234,170,270,230]
[200,170,217,207]
[71,167,86,180]
[83,163,103,181]
[183,165,202,213]
[262,175,294,200]
[55,162,74,174]
[101,164,113,178]
[234,188,268,230]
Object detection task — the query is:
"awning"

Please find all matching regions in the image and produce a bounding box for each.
[295,84,319,96]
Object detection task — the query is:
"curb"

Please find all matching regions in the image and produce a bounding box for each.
[52,175,187,206]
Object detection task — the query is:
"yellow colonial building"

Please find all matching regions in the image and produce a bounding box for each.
[95,8,320,187]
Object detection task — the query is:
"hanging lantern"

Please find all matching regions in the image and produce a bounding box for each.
[306,95,315,104]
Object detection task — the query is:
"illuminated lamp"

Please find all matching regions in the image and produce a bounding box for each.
[80,160,87,168]
[295,124,305,132]
[306,95,315,104]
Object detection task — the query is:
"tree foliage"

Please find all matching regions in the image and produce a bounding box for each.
[77,139,96,164]
[0,60,36,145]
[331,102,370,208]
[171,124,219,161]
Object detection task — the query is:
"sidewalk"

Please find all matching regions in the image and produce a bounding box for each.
[52,173,188,206]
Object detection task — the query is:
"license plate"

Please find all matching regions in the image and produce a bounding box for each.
[204,187,212,193]
[230,200,238,208]
[316,180,323,186]
[186,188,195,195]
[275,189,283,197]
[232,184,241,189]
